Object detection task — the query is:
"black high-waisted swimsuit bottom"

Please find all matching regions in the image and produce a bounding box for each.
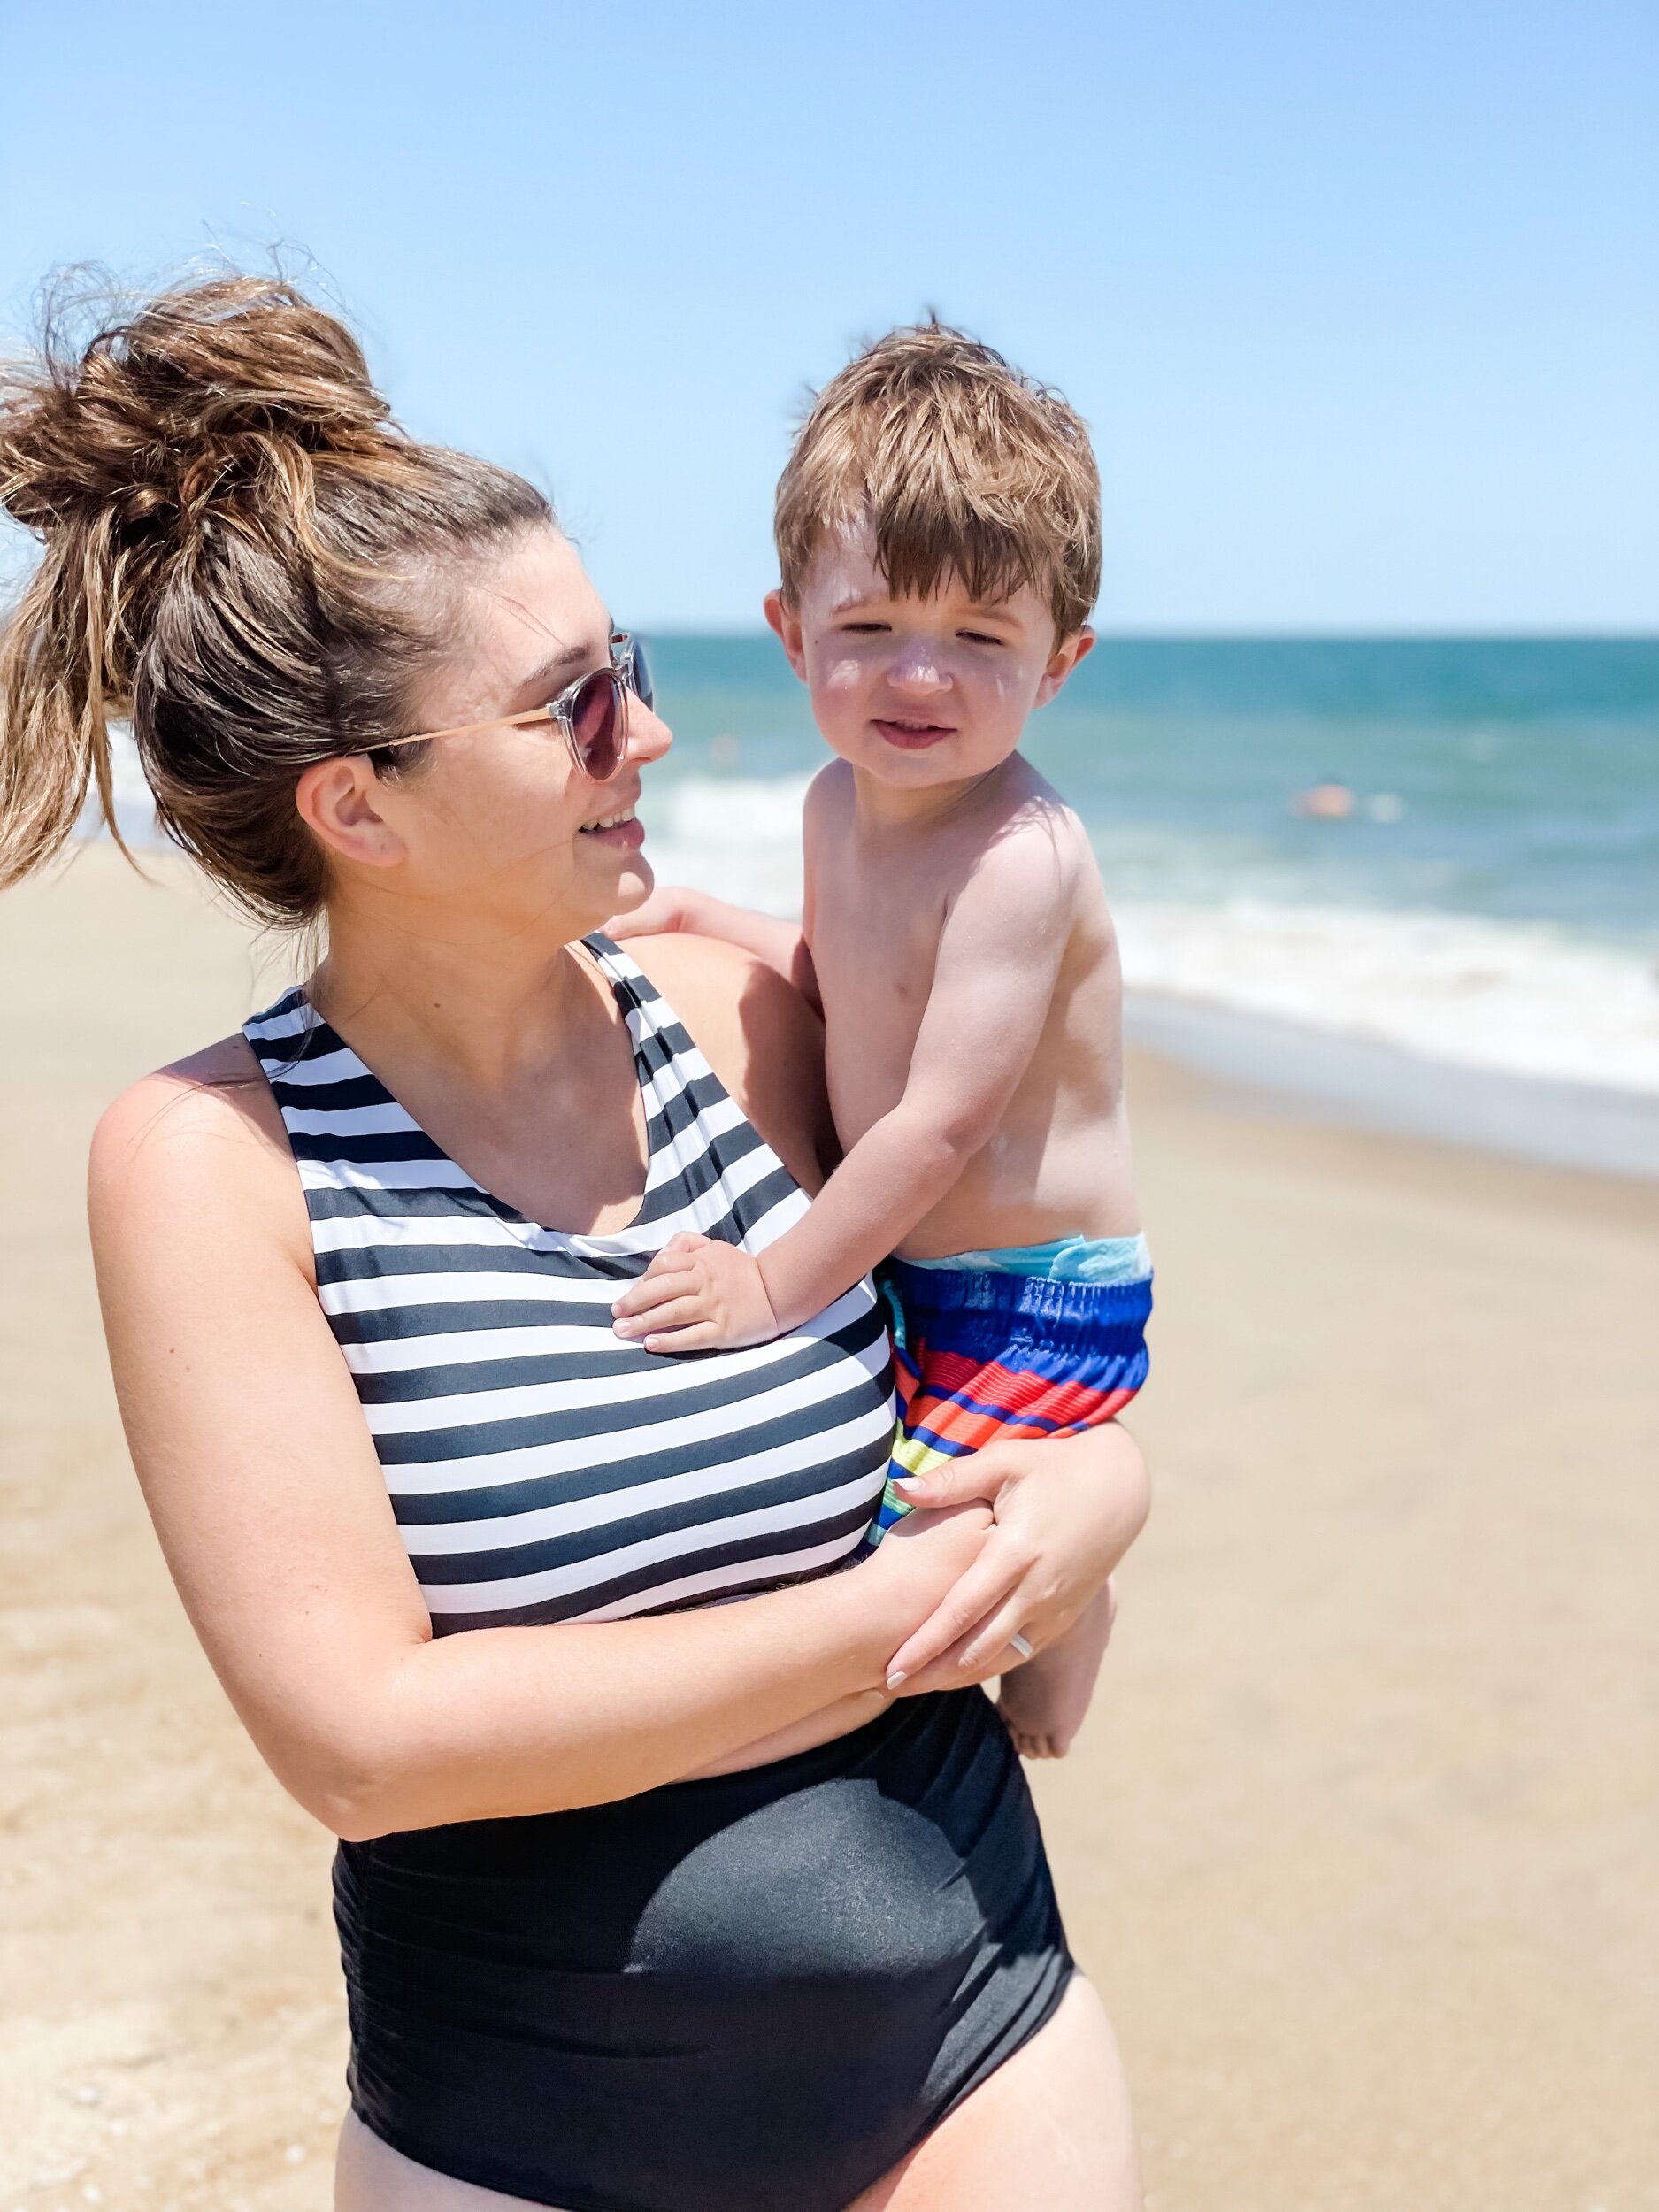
[337,1688,1072,2212]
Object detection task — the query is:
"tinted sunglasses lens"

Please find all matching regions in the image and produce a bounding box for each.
[626,637,654,711]
[568,670,623,780]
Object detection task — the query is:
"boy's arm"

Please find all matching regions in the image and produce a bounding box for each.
[609,764,833,1010]
[613,826,1073,1349]
[611,887,818,1009]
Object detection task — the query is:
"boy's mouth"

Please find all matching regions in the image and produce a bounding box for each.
[873,717,956,750]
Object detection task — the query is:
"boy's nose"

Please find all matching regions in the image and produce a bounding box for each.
[888,649,949,695]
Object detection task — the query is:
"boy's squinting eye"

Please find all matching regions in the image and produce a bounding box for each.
[958,630,1006,647]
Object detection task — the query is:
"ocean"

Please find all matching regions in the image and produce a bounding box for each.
[638,636,1659,1109]
[91,634,1658,1163]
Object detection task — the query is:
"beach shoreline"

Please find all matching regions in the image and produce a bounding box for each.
[1126,988,1659,1179]
[4,845,1656,2209]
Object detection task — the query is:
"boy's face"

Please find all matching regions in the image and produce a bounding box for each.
[764,519,1094,792]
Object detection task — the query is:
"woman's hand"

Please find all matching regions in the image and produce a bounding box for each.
[882,1423,1150,1694]
[857,1496,997,1674]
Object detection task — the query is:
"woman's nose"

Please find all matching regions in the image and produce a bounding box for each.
[628,699,672,763]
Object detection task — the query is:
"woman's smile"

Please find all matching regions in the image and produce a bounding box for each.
[578,799,643,846]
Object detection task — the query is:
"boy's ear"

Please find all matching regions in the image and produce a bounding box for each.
[295,756,410,871]
[1034,624,1095,709]
[764,589,809,681]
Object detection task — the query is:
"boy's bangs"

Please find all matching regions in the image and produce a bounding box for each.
[867,486,1054,619]
[775,324,1101,640]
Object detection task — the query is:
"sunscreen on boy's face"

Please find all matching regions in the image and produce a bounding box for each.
[793,525,1068,793]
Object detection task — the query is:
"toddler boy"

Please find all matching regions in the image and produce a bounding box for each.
[612,325,1150,1757]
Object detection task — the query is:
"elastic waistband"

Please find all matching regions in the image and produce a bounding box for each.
[902,1231,1151,1286]
[885,1255,1153,1356]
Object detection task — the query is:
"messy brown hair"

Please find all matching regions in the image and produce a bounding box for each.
[0,270,552,923]
[774,321,1101,640]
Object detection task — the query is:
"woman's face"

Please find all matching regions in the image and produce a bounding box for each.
[305,526,671,942]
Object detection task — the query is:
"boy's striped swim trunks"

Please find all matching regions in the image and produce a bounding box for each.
[869,1241,1154,1540]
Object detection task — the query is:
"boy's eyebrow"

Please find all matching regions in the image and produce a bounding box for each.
[825,587,1021,623]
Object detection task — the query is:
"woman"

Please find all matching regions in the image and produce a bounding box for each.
[0,276,1149,2210]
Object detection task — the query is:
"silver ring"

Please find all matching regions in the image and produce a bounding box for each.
[1008,1632,1034,1661]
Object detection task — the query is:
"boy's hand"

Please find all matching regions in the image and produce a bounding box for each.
[611,1233,781,1352]
[603,886,703,940]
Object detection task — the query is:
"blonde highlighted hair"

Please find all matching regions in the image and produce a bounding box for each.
[774,321,1101,639]
[0,270,552,922]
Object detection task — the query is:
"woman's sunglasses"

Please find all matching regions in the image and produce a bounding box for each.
[378,632,653,783]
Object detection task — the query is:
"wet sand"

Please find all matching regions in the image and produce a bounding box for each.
[4,844,1656,2210]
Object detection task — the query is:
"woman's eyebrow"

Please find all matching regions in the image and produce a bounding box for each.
[511,640,595,706]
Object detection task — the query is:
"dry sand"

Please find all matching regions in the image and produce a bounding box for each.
[4,844,1655,2212]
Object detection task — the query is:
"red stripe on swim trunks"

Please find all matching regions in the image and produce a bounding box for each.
[897,1350,1135,1445]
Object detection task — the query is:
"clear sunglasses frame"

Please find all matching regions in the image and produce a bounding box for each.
[375,632,651,782]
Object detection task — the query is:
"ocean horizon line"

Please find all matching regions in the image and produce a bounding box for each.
[635,626,1659,647]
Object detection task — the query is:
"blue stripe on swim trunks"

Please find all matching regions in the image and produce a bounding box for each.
[869,1234,1153,1539]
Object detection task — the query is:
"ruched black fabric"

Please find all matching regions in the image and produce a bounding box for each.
[337,1688,1072,2212]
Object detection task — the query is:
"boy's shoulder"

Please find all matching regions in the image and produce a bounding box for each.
[964,756,1095,881]
[803,757,854,826]
[940,760,1112,958]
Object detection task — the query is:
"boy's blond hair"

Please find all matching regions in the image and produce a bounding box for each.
[774,321,1101,640]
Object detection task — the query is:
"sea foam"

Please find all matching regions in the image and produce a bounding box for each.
[83,746,1659,1101]
[643,772,1659,1098]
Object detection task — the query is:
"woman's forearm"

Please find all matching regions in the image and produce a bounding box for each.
[304,1567,889,1839]
[677,1686,895,1780]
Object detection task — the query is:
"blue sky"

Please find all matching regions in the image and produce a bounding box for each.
[3,0,1654,632]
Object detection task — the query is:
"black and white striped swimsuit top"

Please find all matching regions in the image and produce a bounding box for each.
[244,936,895,1634]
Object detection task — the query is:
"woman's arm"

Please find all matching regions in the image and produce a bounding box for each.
[88,1052,988,1843]
[686,1423,1152,1772]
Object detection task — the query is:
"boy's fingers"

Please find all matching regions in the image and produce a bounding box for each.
[885,1552,1023,1684]
[642,1321,721,1353]
[614,1292,708,1339]
[639,1233,708,1281]
[613,1270,700,1319]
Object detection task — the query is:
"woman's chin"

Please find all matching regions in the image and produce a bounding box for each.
[604,855,657,914]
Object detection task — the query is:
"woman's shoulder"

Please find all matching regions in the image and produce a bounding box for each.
[88,1033,310,1263]
[613,933,833,1192]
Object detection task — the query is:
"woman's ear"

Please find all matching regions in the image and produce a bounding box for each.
[764,590,809,682]
[295,757,409,871]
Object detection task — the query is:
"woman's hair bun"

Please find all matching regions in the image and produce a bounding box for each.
[0,270,393,544]
[1,263,550,916]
